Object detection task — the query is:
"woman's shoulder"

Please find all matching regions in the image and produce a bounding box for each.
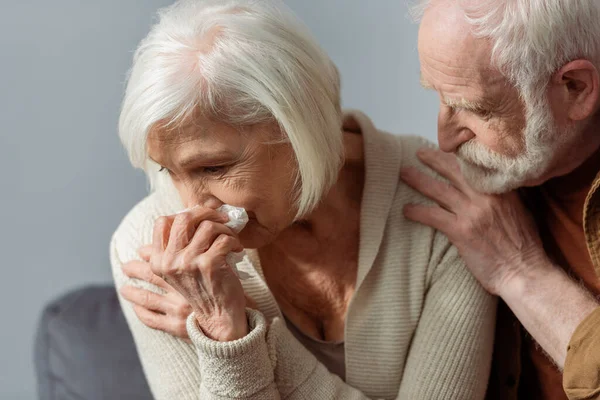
[374,132,457,282]
[387,133,452,207]
[388,132,437,169]
[111,192,180,263]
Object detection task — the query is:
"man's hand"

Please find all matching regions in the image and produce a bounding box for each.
[400,147,547,295]
[400,147,599,367]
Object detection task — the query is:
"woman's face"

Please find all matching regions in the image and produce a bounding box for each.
[147,114,298,249]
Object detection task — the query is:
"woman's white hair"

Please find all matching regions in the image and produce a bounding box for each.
[412,0,600,101]
[119,0,342,217]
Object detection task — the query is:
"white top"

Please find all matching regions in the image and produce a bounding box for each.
[110,110,497,399]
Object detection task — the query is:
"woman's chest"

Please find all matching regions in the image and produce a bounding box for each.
[243,240,428,398]
[260,249,358,341]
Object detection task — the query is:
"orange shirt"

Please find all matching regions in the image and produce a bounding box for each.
[486,150,600,400]
[521,151,600,400]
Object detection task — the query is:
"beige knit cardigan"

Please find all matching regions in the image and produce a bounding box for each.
[110,111,497,400]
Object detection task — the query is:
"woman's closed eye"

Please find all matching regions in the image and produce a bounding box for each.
[158,165,226,176]
[201,166,226,175]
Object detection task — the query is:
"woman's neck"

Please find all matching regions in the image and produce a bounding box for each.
[266,131,365,265]
[257,131,365,340]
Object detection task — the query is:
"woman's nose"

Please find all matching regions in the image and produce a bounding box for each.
[178,183,222,210]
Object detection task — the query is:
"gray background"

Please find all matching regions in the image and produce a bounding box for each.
[1,1,437,398]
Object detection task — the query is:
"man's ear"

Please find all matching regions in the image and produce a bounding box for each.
[549,59,600,122]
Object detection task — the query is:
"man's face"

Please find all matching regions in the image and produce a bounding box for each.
[417,1,564,193]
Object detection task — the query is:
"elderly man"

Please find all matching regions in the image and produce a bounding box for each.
[401,0,600,399]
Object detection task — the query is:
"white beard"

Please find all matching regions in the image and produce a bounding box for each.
[455,100,568,194]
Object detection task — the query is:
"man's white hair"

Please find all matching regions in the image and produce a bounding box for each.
[413,0,600,192]
[413,0,600,98]
[119,0,342,217]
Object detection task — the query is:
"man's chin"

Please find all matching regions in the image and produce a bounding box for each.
[459,162,522,194]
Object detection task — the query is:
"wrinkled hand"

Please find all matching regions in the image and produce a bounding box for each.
[400,148,549,295]
[121,245,193,341]
[137,206,248,342]
[121,245,258,342]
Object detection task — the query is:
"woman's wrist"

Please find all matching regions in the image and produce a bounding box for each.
[195,311,249,342]
[187,309,277,397]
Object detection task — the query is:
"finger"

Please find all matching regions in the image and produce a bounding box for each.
[166,207,229,253]
[131,305,189,339]
[138,245,153,262]
[400,167,467,212]
[195,234,243,272]
[168,292,193,319]
[121,260,170,290]
[132,305,165,330]
[403,204,457,238]
[153,216,174,254]
[186,220,240,256]
[125,285,191,320]
[168,317,190,340]
[120,286,169,313]
[416,148,472,193]
[209,234,243,259]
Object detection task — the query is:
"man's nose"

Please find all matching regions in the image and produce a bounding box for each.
[437,108,475,153]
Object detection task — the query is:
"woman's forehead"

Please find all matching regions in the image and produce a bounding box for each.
[146,117,253,165]
[146,114,281,161]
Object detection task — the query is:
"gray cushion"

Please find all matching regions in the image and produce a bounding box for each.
[35,285,152,400]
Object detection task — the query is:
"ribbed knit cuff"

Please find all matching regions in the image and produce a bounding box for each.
[186,309,275,398]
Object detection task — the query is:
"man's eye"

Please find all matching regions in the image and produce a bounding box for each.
[474,109,493,120]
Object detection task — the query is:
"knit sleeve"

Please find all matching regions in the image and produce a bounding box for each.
[396,231,497,399]
[185,309,280,399]
[186,306,378,399]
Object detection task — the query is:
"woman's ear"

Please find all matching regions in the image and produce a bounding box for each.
[548,59,600,122]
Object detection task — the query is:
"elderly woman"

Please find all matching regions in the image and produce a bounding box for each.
[111,0,496,399]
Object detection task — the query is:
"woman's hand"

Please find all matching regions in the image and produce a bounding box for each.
[121,245,193,341]
[129,206,249,342]
[121,244,258,341]
[400,148,549,296]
